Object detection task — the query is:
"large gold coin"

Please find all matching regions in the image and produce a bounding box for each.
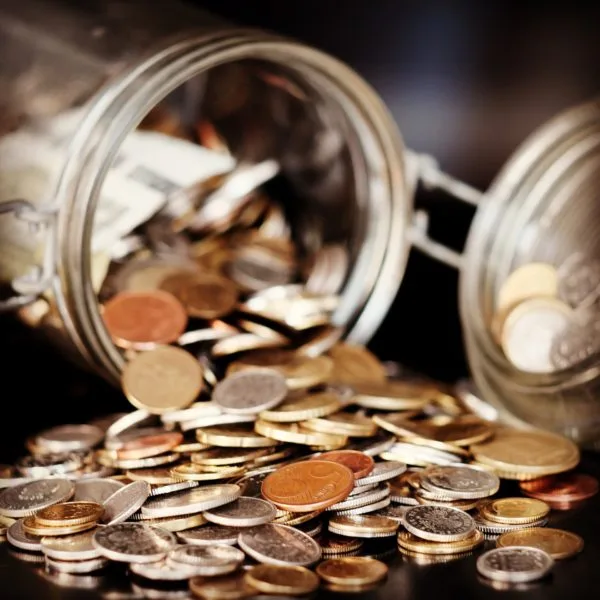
[196,426,280,448]
[258,392,342,423]
[316,557,388,585]
[35,502,103,527]
[479,498,550,524]
[470,428,580,480]
[244,565,319,596]
[22,517,96,537]
[122,346,203,414]
[327,343,387,383]
[254,421,347,447]
[397,529,484,555]
[496,527,583,559]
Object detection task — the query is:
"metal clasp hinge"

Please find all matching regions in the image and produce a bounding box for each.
[0,199,57,312]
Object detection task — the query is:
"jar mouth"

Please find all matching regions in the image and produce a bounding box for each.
[460,99,600,389]
[54,30,410,383]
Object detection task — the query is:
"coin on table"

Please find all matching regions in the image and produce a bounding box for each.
[496,528,583,559]
[203,497,276,527]
[261,460,353,512]
[93,522,177,563]
[470,428,580,479]
[122,346,203,414]
[354,461,407,487]
[22,515,96,537]
[34,424,104,454]
[327,343,387,383]
[166,544,244,576]
[254,421,347,447]
[520,473,599,505]
[316,450,374,480]
[404,505,475,542]
[141,485,241,518]
[238,523,321,567]
[41,529,102,561]
[244,564,319,596]
[476,547,554,583]
[420,465,500,499]
[197,426,279,448]
[397,529,484,555]
[74,478,124,504]
[316,556,388,585]
[35,501,104,527]
[212,370,288,415]
[178,524,246,547]
[480,498,550,524]
[101,481,150,525]
[328,515,399,538]
[497,263,558,313]
[7,519,43,552]
[500,297,573,373]
[0,479,75,518]
[259,392,342,423]
[190,572,256,600]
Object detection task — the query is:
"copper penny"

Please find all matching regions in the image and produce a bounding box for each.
[262,460,354,512]
[520,473,599,504]
[117,432,184,460]
[315,451,374,480]
[102,290,187,349]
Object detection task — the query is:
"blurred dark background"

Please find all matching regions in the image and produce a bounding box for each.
[2,0,600,459]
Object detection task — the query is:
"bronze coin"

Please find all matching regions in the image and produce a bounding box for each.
[315,450,374,480]
[102,290,187,349]
[117,432,184,460]
[520,473,598,503]
[262,460,354,512]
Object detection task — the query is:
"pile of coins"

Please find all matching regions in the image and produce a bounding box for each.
[492,257,600,373]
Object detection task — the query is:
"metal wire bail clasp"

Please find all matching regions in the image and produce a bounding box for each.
[0,198,57,311]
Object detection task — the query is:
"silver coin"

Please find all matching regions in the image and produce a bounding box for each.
[380,443,462,466]
[160,402,222,426]
[105,410,156,440]
[354,461,407,487]
[41,529,101,560]
[333,496,391,516]
[74,478,125,504]
[421,466,500,500]
[180,413,256,432]
[150,481,199,497]
[130,582,191,600]
[141,484,241,518]
[0,478,75,518]
[178,328,237,347]
[235,469,277,497]
[46,556,109,573]
[7,519,42,552]
[0,465,35,489]
[372,504,409,523]
[102,481,151,525]
[238,523,321,567]
[35,424,104,453]
[129,560,191,581]
[109,453,181,470]
[327,484,390,512]
[404,505,475,542]
[297,520,323,538]
[16,453,83,478]
[203,497,276,527]
[477,547,554,583]
[166,544,244,576]
[453,379,499,422]
[177,523,245,546]
[93,523,176,563]
[212,370,288,415]
[473,514,548,535]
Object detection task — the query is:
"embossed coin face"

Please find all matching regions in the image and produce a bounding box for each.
[203,497,276,527]
[122,346,203,414]
[496,528,584,559]
[480,498,550,524]
[212,370,288,415]
[317,451,374,480]
[404,505,475,542]
[93,523,177,563]
[238,523,322,566]
[0,478,74,518]
[421,465,500,499]
[102,481,150,525]
[261,460,354,512]
[35,501,104,527]
[476,547,554,583]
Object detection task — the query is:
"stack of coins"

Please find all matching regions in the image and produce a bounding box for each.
[491,259,600,373]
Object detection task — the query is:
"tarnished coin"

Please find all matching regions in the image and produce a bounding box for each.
[141,485,241,518]
[130,560,191,581]
[244,564,319,596]
[34,424,104,454]
[0,479,75,518]
[167,544,244,576]
[190,572,256,600]
[92,523,177,563]
[355,461,407,487]
[372,504,410,523]
[421,465,500,499]
[74,478,125,504]
[212,370,288,415]
[41,530,101,561]
[36,501,104,527]
[404,505,475,542]
[178,524,246,547]
[476,547,554,583]
[238,523,321,566]
[496,528,584,559]
[316,556,388,585]
[203,497,276,527]
[102,481,151,525]
[7,519,42,552]
[316,450,374,480]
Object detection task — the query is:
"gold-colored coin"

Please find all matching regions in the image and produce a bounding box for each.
[212,334,284,358]
[399,549,474,565]
[496,527,583,559]
[138,512,207,532]
[479,497,550,524]
[327,343,387,383]
[35,502,104,527]
[397,529,484,555]
[22,517,96,537]
[272,510,323,526]
[0,516,16,527]
[248,446,294,467]
[244,565,319,596]
[174,442,212,453]
[190,447,269,466]
[496,262,558,315]
[328,515,398,537]
[196,426,280,448]
[254,420,347,447]
[414,495,479,511]
[302,411,378,437]
[258,392,342,423]
[316,557,388,586]
[470,428,580,479]
[125,468,179,485]
[170,464,246,481]
[122,345,203,414]
[351,380,438,411]
[319,534,364,555]
[190,572,256,600]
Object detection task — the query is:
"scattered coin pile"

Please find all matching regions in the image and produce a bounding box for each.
[493,257,600,373]
[1,359,597,595]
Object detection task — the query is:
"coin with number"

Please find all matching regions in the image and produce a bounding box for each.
[476,547,554,583]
